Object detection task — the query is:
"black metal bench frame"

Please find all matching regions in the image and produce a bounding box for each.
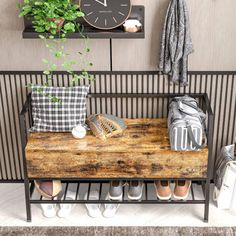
[19,90,213,223]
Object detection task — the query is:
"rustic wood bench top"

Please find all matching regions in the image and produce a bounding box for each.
[26,118,208,179]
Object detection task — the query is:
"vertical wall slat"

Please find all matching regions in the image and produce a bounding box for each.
[230,76,236,143]
[0,75,14,179]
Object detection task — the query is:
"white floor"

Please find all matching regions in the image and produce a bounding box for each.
[0,183,236,227]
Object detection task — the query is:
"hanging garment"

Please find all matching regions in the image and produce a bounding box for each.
[159,0,194,85]
[215,145,236,190]
[213,144,236,209]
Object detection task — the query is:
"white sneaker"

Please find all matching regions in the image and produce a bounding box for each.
[84,191,101,218]
[103,195,120,218]
[41,197,57,218]
[108,181,123,200]
[57,191,76,218]
[127,181,144,200]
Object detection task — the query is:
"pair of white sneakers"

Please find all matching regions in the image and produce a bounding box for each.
[41,190,75,218]
[85,190,120,218]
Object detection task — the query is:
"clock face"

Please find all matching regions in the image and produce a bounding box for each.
[80,0,131,30]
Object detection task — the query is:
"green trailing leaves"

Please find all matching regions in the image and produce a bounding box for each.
[50,64,57,70]
[38,34,45,39]
[43,70,50,75]
[19,0,84,35]
[42,58,49,64]
[18,0,93,104]
[54,51,63,58]
[63,22,75,32]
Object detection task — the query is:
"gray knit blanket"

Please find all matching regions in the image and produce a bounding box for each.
[159,0,194,85]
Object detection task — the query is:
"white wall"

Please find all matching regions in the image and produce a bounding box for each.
[0,0,236,71]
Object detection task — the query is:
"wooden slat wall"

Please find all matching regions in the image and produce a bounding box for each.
[0,71,235,181]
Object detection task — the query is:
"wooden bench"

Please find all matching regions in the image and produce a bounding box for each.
[26,118,208,179]
[20,92,213,223]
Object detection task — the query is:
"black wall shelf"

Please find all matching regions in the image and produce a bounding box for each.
[22,5,145,39]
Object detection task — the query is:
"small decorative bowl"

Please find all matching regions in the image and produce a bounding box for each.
[72,125,87,139]
[123,19,142,33]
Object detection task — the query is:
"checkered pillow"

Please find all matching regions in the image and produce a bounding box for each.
[31,85,90,132]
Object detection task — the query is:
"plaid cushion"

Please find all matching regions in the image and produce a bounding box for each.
[31,85,90,132]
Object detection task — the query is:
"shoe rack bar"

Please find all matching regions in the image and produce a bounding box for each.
[122,186,125,201]
[191,184,195,201]
[29,178,208,181]
[99,183,102,201]
[64,183,69,201]
[75,183,80,200]
[145,182,148,200]
[87,183,91,201]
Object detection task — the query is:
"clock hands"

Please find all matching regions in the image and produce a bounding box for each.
[81,0,131,30]
[95,0,107,7]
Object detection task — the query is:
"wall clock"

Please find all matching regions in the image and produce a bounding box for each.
[80,0,131,30]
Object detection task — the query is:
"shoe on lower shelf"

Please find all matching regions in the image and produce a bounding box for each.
[57,190,76,218]
[84,190,101,218]
[41,197,57,218]
[108,180,123,200]
[127,181,143,200]
[154,180,171,200]
[103,195,121,218]
[173,180,191,200]
[35,180,62,198]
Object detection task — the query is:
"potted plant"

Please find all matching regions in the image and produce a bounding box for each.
[19,0,94,101]
[19,0,85,34]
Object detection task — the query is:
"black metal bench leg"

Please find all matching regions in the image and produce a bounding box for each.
[204,179,210,223]
[24,179,32,222]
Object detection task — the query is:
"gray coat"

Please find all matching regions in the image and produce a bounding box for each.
[159,0,194,85]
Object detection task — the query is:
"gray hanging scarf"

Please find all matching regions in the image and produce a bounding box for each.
[159,0,194,85]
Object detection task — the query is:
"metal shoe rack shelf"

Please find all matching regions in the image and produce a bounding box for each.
[29,180,206,205]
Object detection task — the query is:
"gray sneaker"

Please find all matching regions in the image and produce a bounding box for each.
[108,181,123,200]
[127,181,143,200]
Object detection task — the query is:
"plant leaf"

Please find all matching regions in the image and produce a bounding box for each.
[43,70,50,75]
[42,58,49,64]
